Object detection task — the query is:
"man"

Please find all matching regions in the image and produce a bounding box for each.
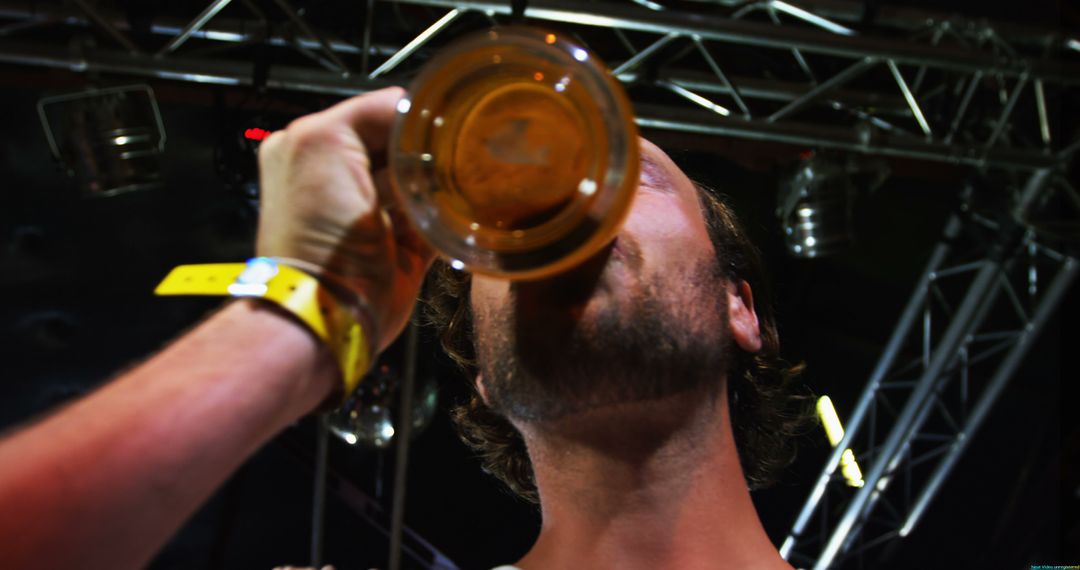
[0,86,804,569]
[427,139,807,569]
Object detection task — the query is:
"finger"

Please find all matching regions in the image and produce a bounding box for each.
[321,86,406,155]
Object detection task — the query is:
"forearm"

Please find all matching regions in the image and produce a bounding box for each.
[0,299,338,569]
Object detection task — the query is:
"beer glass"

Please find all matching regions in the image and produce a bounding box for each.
[390,27,639,280]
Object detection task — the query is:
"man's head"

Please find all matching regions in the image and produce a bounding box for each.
[426,139,808,501]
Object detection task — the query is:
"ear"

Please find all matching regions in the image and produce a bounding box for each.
[475,373,492,406]
[727,280,762,353]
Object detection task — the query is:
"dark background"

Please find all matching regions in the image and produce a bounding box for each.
[0,1,1077,568]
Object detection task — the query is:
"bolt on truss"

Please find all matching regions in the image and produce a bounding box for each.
[0,0,1077,169]
[780,168,1079,568]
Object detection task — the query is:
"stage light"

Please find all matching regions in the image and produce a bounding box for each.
[243,127,272,141]
[38,85,166,198]
[777,152,855,258]
[817,395,864,488]
[777,151,890,258]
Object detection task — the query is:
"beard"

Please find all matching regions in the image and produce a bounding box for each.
[473,244,732,423]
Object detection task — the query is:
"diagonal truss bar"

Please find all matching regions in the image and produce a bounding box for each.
[611,31,678,76]
[767,56,877,122]
[816,241,1006,569]
[0,35,1065,171]
[781,214,963,559]
[763,3,817,83]
[0,0,1074,170]
[692,35,750,117]
[784,168,1063,569]
[659,81,731,116]
[1034,79,1050,147]
[769,0,855,36]
[694,0,1077,50]
[361,0,375,73]
[392,0,1080,82]
[984,72,1030,151]
[271,0,351,75]
[158,0,233,55]
[70,0,139,53]
[899,255,1078,537]
[368,8,460,79]
[944,70,983,144]
[887,59,931,138]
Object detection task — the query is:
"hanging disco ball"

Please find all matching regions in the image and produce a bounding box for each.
[327,362,439,449]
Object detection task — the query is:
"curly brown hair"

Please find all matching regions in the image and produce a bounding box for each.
[424,183,811,503]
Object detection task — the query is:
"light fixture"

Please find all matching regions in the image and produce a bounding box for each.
[777,151,890,258]
[37,85,166,198]
[777,151,856,258]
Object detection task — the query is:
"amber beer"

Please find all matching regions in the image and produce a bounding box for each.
[392,28,638,280]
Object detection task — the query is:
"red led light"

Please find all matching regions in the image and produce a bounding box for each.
[244,127,272,141]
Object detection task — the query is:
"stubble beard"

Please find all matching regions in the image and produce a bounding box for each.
[473,259,732,423]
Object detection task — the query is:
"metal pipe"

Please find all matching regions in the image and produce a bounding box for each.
[767,56,877,122]
[271,0,351,75]
[369,8,460,79]
[1014,168,1054,220]
[770,0,855,35]
[3,0,1077,81]
[899,256,1078,537]
[0,40,1062,170]
[984,72,1030,151]
[684,0,1072,47]
[910,24,948,94]
[887,59,932,138]
[388,319,420,570]
[627,70,907,111]
[635,106,1058,169]
[158,0,233,55]
[1034,78,1050,147]
[362,0,375,74]
[944,70,983,144]
[781,214,962,559]
[659,81,731,116]
[611,31,678,76]
[70,0,139,53]
[764,4,817,83]
[0,3,398,58]
[391,0,1080,82]
[1059,136,1080,162]
[693,35,750,117]
[310,415,329,566]
[838,189,1043,558]
[815,256,1005,569]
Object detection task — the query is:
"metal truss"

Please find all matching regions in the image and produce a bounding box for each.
[781,168,1079,568]
[0,0,1078,169]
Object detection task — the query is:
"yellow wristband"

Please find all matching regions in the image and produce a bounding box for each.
[154,257,371,397]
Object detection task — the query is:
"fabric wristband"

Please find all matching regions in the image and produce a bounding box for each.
[154,257,372,397]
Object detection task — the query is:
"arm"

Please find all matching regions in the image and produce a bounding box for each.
[0,299,335,569]
[0,86,430,569]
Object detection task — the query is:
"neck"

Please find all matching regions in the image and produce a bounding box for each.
[512,388,791,570]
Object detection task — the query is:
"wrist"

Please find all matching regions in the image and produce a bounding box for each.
[224,298,340,414]
[155,258,375,401]
[267,257,381,351]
